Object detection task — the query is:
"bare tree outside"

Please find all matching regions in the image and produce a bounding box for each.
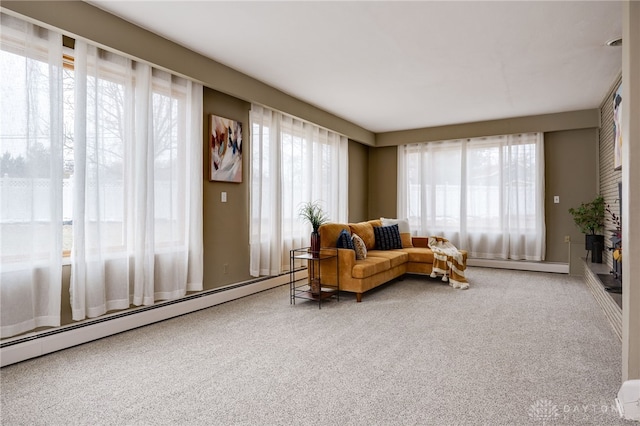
[2,44,189,255]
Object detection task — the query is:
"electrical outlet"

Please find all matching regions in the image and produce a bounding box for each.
[564,235,571,243]
[223,263,229,274]
[554,195,560,204]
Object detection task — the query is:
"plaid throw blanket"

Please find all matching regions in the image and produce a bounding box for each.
[428,236,469,290]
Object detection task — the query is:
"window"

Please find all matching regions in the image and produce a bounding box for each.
[398,133,545,261]
[1,13,203,337]
[249,104,348,277]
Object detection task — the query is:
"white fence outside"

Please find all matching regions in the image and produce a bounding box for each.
[1,177,177,224]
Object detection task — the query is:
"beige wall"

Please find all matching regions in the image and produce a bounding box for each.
[203,89,253,289]
[545,129,599,262]
[348,141,369,222]
[368,146,398,220]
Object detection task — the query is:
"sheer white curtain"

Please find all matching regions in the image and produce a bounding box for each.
[398,133,545,261]
[70,40,203,320]
[249,104,348,277]
[0,14,64,337]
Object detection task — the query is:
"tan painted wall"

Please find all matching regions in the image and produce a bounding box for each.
[545,129,599,262]
[348,140,369,222]
[368,146,398,220]
[203,89,253,289]
[61,265,72,325]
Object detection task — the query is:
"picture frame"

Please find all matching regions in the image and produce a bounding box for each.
[209,114,243,183]
[613,84,622,171]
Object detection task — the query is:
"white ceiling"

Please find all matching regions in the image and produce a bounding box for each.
[87,1,622,133]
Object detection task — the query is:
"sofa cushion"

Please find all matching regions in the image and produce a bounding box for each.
[349,222,376,250]
[381,217,410,233]
[352,233,367,260]
[351,256,391,279]
[373,224,402,250]
[399,247,435,263]
[367,249,409,268]
[336,229,355,250]
[319,223,350,248]
[381,217,413,248]
[400,233,413,248]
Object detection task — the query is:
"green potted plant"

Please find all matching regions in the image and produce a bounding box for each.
[298,200,329,254]
[568,195,605,262]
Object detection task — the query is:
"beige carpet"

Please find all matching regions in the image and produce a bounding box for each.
[0,267,626,425]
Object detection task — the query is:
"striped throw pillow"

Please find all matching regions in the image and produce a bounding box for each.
[373,224,402,250]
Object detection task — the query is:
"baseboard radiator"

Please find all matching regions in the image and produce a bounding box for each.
[467,258,569,274]
[0,270,307,367]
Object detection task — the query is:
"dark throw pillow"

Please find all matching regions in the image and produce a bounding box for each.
[374,224,402,250]
[336,229,355,250]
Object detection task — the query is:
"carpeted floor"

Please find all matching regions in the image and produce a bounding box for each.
[0,267,627,425]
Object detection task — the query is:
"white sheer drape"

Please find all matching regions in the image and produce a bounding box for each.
[0,14,64,337]
[71,40,203,320]
[249,104,348,276]
[398,133,545,261]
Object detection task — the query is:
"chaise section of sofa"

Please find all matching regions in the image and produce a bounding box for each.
[318,220,440,302]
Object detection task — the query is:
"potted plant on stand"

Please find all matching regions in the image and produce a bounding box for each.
[298,200,329,255]
[298,201,329,295]
[568,195,605,263]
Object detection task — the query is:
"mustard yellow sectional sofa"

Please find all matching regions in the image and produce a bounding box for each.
[318,219,468,302]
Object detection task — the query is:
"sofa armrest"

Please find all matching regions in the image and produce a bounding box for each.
[411,236,429,248]
[319,247,356,285]
[337,247,356,266]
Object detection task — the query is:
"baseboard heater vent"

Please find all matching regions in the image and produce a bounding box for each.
[1,269,307,367]
[467,258,569,274]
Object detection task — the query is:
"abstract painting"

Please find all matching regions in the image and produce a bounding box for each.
[209,114,242,182]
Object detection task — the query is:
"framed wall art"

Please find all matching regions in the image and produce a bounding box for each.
[209,114,242,182]
[613,84,622,171]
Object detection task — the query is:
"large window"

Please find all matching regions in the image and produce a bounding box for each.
[398,133,545,261]
[0,13,203,338]
[249,104,348,276]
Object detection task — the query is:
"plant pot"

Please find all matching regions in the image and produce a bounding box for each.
[585,234,604,250]
[310,230,321,255]
[586,234,604,263]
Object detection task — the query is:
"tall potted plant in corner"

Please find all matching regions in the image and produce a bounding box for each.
[568,195,605,263]
[298,200,329,255]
